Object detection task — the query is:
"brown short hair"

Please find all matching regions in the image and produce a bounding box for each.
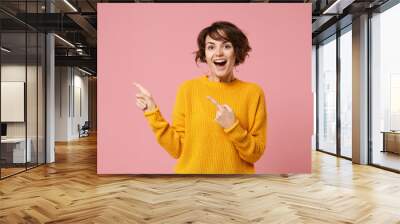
[195,21,251,66]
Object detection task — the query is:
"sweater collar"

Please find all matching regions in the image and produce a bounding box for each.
[200,75,241,88]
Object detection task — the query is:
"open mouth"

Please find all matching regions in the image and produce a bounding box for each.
[213,59,227,67]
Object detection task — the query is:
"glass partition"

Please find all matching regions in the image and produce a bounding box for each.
[1,31,28,177]
[0,1,46,179]
[339,27,352,158]
[371,3,400,171]
[317,35,337,154]
[27,31,38,169]
[38,32,45,165]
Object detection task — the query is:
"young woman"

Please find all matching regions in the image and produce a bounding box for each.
[135,21,267,174]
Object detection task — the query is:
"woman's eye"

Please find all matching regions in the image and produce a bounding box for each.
[207,46,214,50]
[224,45,232,49]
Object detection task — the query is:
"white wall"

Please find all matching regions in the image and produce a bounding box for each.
[55,67,89,141]
[72,73,89,138]
[55,66,70,141]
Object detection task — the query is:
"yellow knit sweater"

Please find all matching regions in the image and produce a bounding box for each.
[144,75,267,174]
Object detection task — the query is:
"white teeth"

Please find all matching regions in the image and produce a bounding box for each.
[214,59,226,63]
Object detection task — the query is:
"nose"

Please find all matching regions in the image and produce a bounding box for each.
[216,46,224,56]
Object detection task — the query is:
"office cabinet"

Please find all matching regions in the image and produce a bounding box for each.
[382,131,400,154]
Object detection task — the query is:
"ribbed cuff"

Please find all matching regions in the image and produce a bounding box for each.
[223,120,240,133]
[143,107,159,116]
[224,120,248,144]
[143,107,165,125]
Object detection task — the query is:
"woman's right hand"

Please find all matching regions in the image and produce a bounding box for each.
[134,82,157,112]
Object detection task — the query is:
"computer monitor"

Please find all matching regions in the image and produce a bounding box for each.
[1,123,7,137]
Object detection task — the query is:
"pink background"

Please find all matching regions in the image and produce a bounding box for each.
[98,3,312,174]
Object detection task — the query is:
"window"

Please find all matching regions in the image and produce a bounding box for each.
[317,35,337,154]
[340,27,352,158]
[371,2,400,171]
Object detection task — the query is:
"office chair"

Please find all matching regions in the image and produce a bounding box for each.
[79,121,90,138]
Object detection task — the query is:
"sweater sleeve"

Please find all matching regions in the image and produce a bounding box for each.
[143,85,186,159]
[223,89,267,163]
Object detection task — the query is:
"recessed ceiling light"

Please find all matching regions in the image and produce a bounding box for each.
[63,0,78,12]
[54,34,75,48]
[78,67,93,76]
[322,0,355,15]
[1,47,11,53]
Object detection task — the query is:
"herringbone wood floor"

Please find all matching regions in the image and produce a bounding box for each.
[1,134,400,224]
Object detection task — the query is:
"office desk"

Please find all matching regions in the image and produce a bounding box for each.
[1,138,31,163]
[382,131,400,154]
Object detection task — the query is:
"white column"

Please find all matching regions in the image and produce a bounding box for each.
[352,14,369,164]
[46,32,55,163]
[45,0,55,163]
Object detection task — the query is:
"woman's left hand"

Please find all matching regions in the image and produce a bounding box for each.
[207,96,236,129]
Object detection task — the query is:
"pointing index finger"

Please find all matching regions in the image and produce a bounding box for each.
[133,82,150,96]
[223,104,232,112]
[207,96,219,105]
[207,96,223,110]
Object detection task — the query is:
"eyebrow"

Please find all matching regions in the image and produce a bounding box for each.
[206,41,232,45]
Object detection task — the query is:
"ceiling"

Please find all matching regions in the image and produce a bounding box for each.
[0,0,392,75]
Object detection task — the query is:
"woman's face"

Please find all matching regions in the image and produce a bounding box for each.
[205,34,235,79]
